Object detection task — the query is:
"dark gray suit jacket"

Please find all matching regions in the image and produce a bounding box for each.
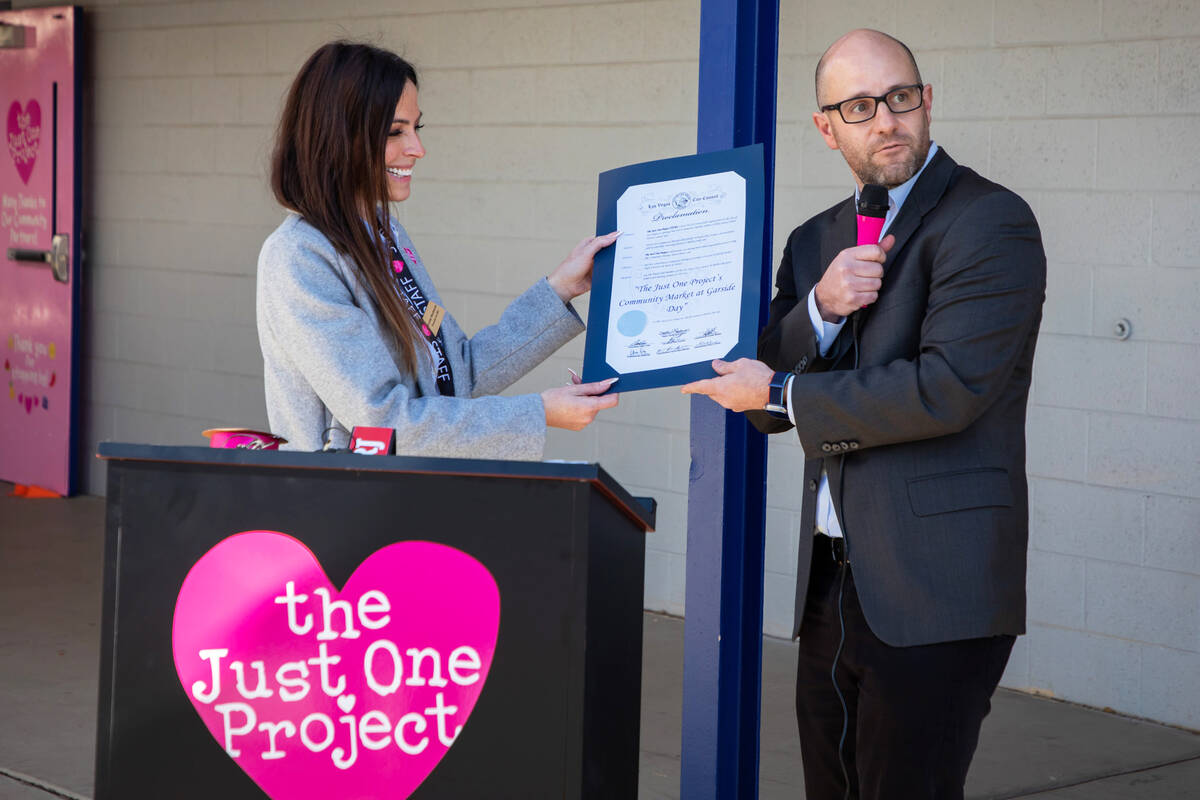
[753,148,1046,646]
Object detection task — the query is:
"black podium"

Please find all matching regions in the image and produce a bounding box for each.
[95,444,654,800]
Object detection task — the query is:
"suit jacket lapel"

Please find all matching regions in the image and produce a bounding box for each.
[883,147,957,263]
[822,197,857,270]
[853,148,958,337]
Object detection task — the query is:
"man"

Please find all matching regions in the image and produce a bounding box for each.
[682,29,1046,800]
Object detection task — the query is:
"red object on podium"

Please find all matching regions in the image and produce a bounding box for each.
[349,426,396,455]
[9,483,63,498]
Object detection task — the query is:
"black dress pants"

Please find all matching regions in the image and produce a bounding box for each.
[795,535,1015,800]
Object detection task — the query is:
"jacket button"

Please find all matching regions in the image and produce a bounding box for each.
[839,441,849,451]
[821,443,832,453]
[797,356,809,371]
[849,441,859,449]
[808,479,817,491]
[830,443,842,452]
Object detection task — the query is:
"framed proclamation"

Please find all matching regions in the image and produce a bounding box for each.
[581,144,765,393]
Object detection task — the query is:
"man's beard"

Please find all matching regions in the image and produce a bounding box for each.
[848,134,931,188]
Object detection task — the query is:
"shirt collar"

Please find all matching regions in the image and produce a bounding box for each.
[854,140,939,218]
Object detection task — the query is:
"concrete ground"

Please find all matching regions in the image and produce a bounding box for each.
[2,487,1199,799]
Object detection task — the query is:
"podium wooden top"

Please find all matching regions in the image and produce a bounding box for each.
[98,442,655,532]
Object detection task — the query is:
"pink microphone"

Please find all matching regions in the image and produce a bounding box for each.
[856,183,889,246]
[854,184,889,314]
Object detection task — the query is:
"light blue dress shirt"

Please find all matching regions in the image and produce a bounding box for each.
[792,142,939,538]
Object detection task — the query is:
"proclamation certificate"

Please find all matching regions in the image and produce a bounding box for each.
[606,172,744,374]
[582,145,765,393]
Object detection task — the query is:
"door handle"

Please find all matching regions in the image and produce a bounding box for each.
[7,233,69,283]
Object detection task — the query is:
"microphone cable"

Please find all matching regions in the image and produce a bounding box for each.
[832,455,852,800]
[831,331,862,800]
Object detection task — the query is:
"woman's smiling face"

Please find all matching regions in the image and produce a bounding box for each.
[384,82,425,203]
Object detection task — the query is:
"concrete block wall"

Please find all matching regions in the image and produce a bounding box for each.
[17,0,702,617]
[771,0,1200,729]
[386,0,702,619]
[18,0,1197,727]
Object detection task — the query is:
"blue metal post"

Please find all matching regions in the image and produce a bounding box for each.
[681,1,779,798]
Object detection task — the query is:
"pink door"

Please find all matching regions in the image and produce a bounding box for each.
[0,7,81,495]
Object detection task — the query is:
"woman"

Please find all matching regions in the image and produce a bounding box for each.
[257,41,618,458]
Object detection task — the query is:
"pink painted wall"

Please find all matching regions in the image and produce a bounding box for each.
[0,7,79,495]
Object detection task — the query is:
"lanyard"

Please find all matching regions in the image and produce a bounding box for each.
[381,231,454,396]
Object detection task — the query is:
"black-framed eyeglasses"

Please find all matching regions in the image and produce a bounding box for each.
[820,84,925,124]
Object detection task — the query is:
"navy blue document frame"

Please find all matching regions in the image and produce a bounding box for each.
[582,144,765,392]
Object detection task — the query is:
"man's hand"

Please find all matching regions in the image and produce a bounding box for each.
[813,233,895,321]
[680,358,774,412]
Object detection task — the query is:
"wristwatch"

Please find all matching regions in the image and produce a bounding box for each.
[764,371,793,419]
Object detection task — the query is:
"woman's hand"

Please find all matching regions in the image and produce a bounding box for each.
[547,231,621,303]
[542,376,619,431]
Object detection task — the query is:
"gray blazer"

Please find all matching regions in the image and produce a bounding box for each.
[753,149,1046,646]
[257,213,584,459]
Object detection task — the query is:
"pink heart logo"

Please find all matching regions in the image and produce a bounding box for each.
[7,99,41,185]
[173,532,500,800]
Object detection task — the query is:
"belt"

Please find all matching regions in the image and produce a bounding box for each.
[814,532,849,566]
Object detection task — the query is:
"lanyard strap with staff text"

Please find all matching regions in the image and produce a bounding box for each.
[382,232,454,396]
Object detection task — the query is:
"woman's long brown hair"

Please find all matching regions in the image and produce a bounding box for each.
[271,41,423,371]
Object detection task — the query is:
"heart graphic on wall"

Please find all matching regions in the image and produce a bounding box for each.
[173,532,501,800]
[7,99,41,185]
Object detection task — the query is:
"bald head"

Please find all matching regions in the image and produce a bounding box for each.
[809,29,933,188]
[815,29,922,107]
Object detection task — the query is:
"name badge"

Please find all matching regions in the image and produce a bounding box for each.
[422,301,446,336]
